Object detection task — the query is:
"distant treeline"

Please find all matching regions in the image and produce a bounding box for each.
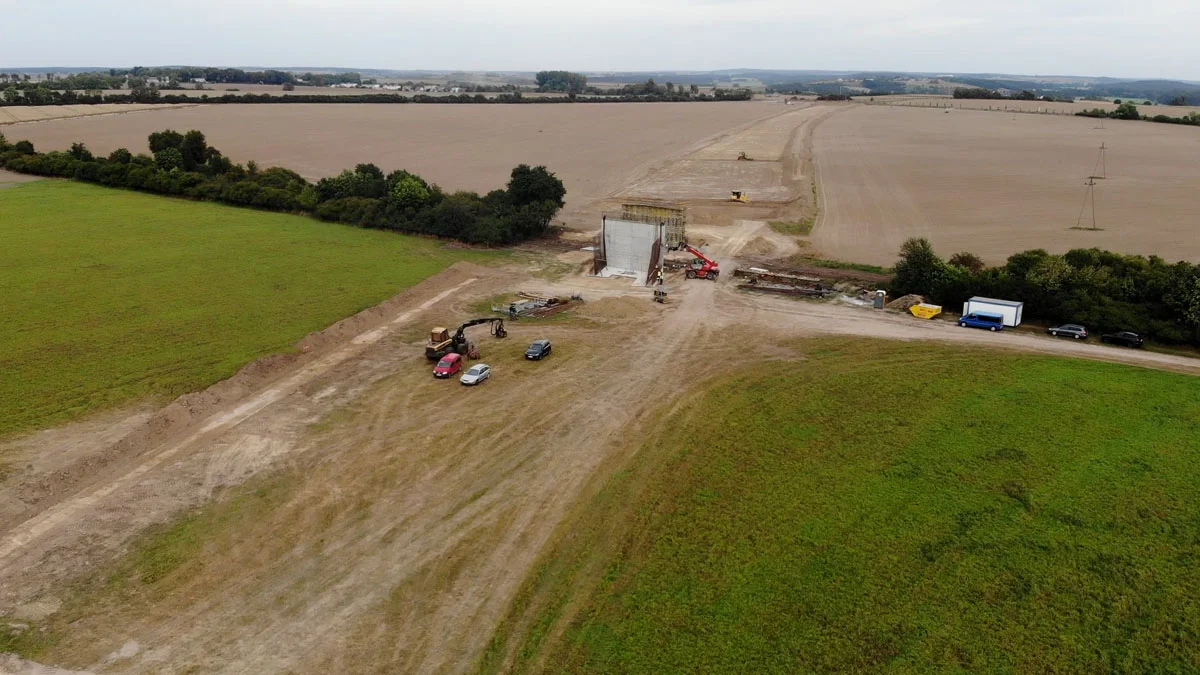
[0,87,751,107]
[1076,102,1200,127]
[952,87,1073,103]
[534,70,747,100]
[0,130,566,246]
[891,238,1200,346]
[0,68,364,91]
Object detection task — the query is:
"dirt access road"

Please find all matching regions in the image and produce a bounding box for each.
[3,217,1198,674]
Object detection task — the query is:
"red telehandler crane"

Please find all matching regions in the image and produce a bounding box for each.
[682,244,720,280]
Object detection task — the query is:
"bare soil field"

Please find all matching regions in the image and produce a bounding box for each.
[616,103,836,224]
[875,95,1200,117]
[0,104,194,125]
[4,102,784,226]
[0,170,40,187]
[812,104,1200,265]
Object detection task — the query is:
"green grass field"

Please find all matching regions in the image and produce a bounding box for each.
[486,340,1200,674]
[0,180,491,436]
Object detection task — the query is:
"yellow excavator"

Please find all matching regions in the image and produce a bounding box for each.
[425,318,507,360]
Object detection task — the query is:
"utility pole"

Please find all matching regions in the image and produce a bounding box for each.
[1092,142,1107,180]
[1076,177,1100,230]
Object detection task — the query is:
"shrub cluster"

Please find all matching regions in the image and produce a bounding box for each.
[891,238,1200,345]
[952,87,1072,103]
[0,130,565,245]
[1076,102,1200,127]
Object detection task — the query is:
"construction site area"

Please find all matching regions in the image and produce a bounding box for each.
[4,99,1200,675]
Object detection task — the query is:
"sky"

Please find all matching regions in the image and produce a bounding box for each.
[3,0,1199,80]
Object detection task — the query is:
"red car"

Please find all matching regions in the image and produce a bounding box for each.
[433,353,463,378]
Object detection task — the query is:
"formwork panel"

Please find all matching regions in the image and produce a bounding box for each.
[601,218,661,281]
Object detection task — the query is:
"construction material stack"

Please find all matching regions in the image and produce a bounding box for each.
[733,266,831,297]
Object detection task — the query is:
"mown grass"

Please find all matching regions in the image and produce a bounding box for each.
[0,181,493,435]
[485,339,1200,674]
[769,218,814,236]
[791,253,892,274]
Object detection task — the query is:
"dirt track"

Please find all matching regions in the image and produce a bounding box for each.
[4,106,1200,674]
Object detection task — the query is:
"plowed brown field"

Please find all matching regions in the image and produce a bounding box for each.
[812,104,1200,265]
[4,102,785,225]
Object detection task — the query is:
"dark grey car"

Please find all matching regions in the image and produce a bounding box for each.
[1049,324,1089,340]
[525,339,552,360]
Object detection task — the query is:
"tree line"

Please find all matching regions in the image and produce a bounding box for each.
[0,130,566,246]
[952,87,1072,103]
[0,87,751,107]
[890,238,1200,346]
[0,68,365,93]
[1077,102,1200,128]
[533,71,731,99]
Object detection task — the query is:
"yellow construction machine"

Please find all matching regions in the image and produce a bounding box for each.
[729,190,749,203]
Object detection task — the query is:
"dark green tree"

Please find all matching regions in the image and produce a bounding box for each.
[891,237,947,296]
[69,142,93,161]
[948,251,985,274]
[148,130,184,154]
[506,164,565,208]
[535,70,588,93]
[154,147,184,171]
[180,130,208,171]
[1112,102,1140,120]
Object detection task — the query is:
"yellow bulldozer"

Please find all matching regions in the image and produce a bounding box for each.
[729,190,749,203]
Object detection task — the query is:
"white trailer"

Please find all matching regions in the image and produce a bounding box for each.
[962,297,1024,327]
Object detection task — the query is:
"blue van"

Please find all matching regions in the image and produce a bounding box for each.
[958,312,1005,332]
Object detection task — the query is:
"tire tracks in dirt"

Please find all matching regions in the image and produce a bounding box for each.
[0,275,481,608]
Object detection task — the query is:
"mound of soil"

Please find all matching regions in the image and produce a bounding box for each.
[885,294,925,310]
[740,236,776,256]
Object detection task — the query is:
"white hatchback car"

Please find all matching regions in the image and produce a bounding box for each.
[460,363,491,385]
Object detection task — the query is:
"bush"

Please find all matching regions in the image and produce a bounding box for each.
[891,240,1200,346]
[2,127,566,246]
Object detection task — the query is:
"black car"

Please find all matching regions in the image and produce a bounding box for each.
[1048,324,1089,340]
[525,339,552,360]
[1101,331,1145,348]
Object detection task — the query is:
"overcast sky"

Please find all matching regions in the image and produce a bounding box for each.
[3,0,1198,80]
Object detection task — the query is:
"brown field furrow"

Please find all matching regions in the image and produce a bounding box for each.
[3,102,785,227]
[0,103,195,125]
[812,104,1200,265]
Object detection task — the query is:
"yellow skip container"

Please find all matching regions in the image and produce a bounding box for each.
[910,303,943,319]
